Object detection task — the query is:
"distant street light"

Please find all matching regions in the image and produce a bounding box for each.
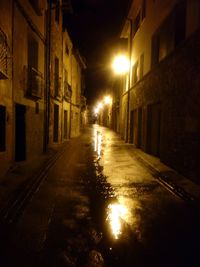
[94,107,99,114]
[104,95,112,105]
[97,102,103,109]
[112,55,129,74]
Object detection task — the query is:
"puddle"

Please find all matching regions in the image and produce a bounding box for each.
[106,203,128,240]
[94,130,102,159]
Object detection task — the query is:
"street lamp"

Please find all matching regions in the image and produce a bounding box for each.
[112,53,131,142]
[97,102,103,109]
[104,95,112,105]
[112,55,129,74]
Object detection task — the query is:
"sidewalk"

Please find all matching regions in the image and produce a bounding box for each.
[0,144,66,214]
[131,146,200,201]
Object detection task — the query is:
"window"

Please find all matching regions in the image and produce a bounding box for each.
[53,104,59,142]
[0,28,8,79]
[35,102,39,114]
[132,61,139,85]
[0,105,6,152]
[151,33,160,67]
[64,69,68,82]
[27,35,43,99]
[65,43,69,55]
[141,0,146,21]
[55,3,60,24]
[140,54,144,79]
[133,12,141,36]
[64,110,68,139]
[54,57,59,97]
[28,35,38,69]
[151,1,186,68]
[29,0,43,16]
[175,0,186,46]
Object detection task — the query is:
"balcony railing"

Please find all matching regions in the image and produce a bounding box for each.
[0,28,8,79]
[64,81,72,101]
[80,95,86,111]
[29,0,46,16]
[26,66,43,99]
[54,77,62,99]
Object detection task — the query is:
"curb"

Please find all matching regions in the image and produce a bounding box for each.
[134,153,197,202]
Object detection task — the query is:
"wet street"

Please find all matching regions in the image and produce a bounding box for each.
[1,125,200,267]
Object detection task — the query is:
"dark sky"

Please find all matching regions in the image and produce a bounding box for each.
[64,0,131,104]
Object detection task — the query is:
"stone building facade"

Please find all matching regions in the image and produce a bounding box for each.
[0,0,86,178]
[48,0,86,144]
[0,0,13,177]
[116,0,200,181]
[70,49,86,138]
[13,0,46,163]
[0,0,47,178]
[62,29,72,140]
[48,0,64,145]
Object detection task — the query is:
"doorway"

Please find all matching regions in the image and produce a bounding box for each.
[147,103,161,156]
[53,104,59,142]
[64,110,68,139]
[15,104,26,161]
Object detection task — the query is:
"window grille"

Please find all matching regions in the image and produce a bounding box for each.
[26,66,43,99]
[0,28,8,79]
[64,81,72,101]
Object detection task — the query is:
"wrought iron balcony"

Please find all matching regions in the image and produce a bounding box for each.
[26,66,43,99]
[0,28,8,79]
[54,77,62,99]
[80,95,86,111]
[64,81,72,101]
[29,0,46,16]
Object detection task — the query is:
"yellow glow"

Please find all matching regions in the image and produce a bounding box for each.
[104,96,112,105]
[97,132,102,157]
[112,55,129,74]
[107,203,128,239]
[94,107,99,114]
[94,130,102,158]
[97,102,103,109]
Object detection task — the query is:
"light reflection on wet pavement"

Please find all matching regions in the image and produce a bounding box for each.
[92,124,152,241]
[107,203,128,240]
[6,125,199,267]
[90,124,200,267]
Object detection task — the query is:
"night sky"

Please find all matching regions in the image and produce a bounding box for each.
[64,0,131,104]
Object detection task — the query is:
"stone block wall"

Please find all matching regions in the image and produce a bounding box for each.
[128,29,200,181]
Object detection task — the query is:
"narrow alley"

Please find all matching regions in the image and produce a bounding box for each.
[1,125,200,267]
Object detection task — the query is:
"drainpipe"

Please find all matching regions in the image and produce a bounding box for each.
[125,18,133,143]
[44,0,52,152]
[69,50,72,139]
[11,0,15,161]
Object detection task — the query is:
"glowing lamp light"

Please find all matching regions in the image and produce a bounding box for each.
[112,55,129,74]
[94,107,99,114]
[107,203,128,239]
[97,102,103,109]
[104,96,112,105]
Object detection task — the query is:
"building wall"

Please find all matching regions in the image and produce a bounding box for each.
[70,105,80,138]
[120,0,200,181]
[127,0,200,79]
[0,0,13,178]
[63,30,73,140]
[0,0,86,178]
[49,0,63,145]
[13,0,46,162]
[0,0,47,178]
[49,3,85,143]
[70,51,83,138]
